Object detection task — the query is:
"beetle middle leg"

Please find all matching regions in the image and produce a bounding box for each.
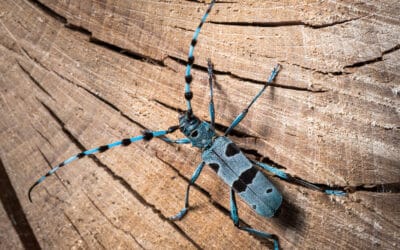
[170,161,206,220]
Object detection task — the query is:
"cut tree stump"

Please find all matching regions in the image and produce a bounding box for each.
[0,0,399,249]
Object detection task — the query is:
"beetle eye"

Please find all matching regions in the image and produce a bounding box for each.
[191,130,199,137]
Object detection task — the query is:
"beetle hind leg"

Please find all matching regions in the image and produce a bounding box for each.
[229,189,279,250]
[253,161,347,196]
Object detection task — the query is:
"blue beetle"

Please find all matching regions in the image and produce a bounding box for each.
[29,1,346,249]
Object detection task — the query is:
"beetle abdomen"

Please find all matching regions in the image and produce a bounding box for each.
[202,137,282,218]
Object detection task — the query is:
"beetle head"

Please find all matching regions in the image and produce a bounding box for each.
[178,111,215,149]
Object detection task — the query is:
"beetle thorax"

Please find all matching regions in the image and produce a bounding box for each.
[179,113,215,149]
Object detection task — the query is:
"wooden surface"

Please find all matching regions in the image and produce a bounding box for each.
[0,0,399,249]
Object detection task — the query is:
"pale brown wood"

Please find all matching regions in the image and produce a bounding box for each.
[0,0,399,249]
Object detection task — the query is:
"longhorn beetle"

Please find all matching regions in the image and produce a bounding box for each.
[29,1,346,249]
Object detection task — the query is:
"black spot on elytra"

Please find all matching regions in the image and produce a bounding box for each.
[225,143,240,157]
[266,188,273,193]
[240,167,258,185]
[209,163,220,172]
[232,179,246,192]
[233,167,258,193]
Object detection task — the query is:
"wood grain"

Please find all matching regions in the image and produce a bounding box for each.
[0,0,399,249]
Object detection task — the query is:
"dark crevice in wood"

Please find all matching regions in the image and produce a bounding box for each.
[287,62,347,76]
[153,98,257,139]
[0,158,41,250]
[239,148,264,161]
[64,23,92,36]
[66,22,165,67]
[27,0,164,68]
[20,48,50,74]
[88,37,165,67]
[42,188,71,205]
[36,146,69,191]
[27,0,67,23]
[168,56,327,92]
[153,99,185,113]
[92,234,107,250]
[23,48,147,131]
[17,61,55,100]
[344,44,400,69]
[348,183,400,193]
[66,23,171,69]
[31,125,53,146]
[184,0,236,4]
[209,16,363,29]
[258,156,400,194]
[37,100,202,250]
[63,212,90,248]
[154,153,215,206]
[344,57,384,69]
[383,44,400,55]
[83,192,145,250]
[29,0,327,93]
[213,122,256,138]
[21,46,147,132]
[78,85,147,130]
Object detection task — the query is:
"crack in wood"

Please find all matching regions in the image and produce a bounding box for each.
[78,85,147,130]
[153,99,400,194]
[27,0,329,94]
[83,192,146,250]
[286,61,347,76]
[92,233,107,250]
[258,154,400,194]
[209,17,364,29]
[36,146,69,191]
[17,61,55,100]
[344,44,400,69]
[37,100,202,249]
[168,56,327,92]
[20,51,148,133]
[31,124,53,146]
[153,98,257,138]
[88,37,165,67]
[27,0,67,23]
[151,100,399,195]
[63,211,90,248]
[26,0,165,69]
